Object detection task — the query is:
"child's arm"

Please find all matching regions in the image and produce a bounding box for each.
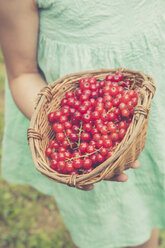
[0,0,46,120]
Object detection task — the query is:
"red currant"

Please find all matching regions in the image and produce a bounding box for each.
[90,154,97,164]
[81,132,91,142]
[93,133,101,141]
[48,112,56,123]
[73,100,81,109]
[67,97,75,107]
[121,109,130,117]
[109,86,119,96]
[86,145,95,154]
[69,133,79,141]
[56,133,65,142]
[103,139,112,148]
[100,147,108,156]
[99,80,105,88]
[59,115,68,124]
[79,105,88,114]
[66,162,74,172]
[57,161,66,172]
[110,133,119,141]
[82,113,92,123]
[105,74,114,81]
[88,76,97,84]
[61,139,69,148]
[50,159,58,170]
[73,159,82,169]
[79,142,88,153]
[61,98,68,106]
[96,153,104,163]
[65,91,74,98]
[54,111,62,121]
[75,88,82,97]
[58,152,66,161]
[107,122,117,133]
[45,147,52,156]
[82,158,92,169]
[96,140,104,148]
[118,128,126,139]
[52,123,64,133]
[83,123,92,132]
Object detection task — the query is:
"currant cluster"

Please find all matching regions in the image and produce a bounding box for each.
[45,72,138,175]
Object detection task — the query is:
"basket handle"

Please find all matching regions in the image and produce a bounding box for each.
[142,80,156,98]
[138,71,156,98]
[27,128,42,144]
[34,85,53,110]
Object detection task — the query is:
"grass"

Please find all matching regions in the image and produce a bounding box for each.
[0,50,165,248]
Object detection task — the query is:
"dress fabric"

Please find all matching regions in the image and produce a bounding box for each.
[1,0,165,247]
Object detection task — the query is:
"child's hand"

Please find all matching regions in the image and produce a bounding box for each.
[79,160,140,191]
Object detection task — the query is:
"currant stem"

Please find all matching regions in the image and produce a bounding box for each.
[63,130,73,149]
[130,77,136,89]
[77,121,83,147]
[107,107,115,114]
[111,144,118,151]
[65,147,102,162]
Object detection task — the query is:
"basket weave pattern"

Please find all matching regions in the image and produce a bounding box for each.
[27,68,156,189]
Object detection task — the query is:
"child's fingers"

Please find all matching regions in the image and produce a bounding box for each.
[110,173,128,182]
[131,160,140,169]
[77,161,140,189]
[77,184,94,191]
[106,160,140,182]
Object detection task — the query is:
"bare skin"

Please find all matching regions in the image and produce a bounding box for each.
[73,226,159,248]
[126,228,159,248]
[81,160,140,191]
[0,0,45,120]
[0,1,158,248]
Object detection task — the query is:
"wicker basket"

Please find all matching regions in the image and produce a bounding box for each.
[27,68,156,189]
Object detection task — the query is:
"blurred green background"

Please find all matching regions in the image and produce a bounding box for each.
[0,50,165,248]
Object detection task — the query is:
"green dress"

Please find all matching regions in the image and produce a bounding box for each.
[2,0,165,247]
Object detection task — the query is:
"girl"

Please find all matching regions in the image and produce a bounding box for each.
[0,1,164,247]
